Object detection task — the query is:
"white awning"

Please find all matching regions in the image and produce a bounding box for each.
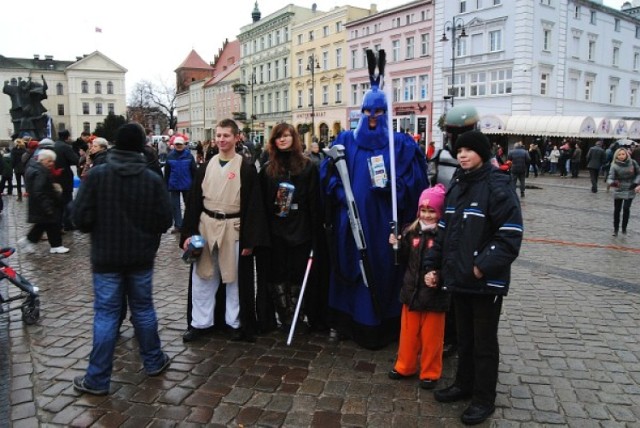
[502,115,596,138]
[593,117,612,137]
[480,115,509,134]
[627,120,640,139]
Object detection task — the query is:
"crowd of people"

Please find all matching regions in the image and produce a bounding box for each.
[3,73,638,425]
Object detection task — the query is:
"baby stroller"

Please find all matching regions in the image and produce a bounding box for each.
[0,247,40,325]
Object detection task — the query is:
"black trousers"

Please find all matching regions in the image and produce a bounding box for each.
[613,198,633,232]
[27,222,62,247]
[453,293,503,406]
[588,168,600,192]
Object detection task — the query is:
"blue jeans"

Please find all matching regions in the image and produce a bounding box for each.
[170,191,188,229]
[85,269,165,390]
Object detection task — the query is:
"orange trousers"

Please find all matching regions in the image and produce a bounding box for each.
[393,305,445,381]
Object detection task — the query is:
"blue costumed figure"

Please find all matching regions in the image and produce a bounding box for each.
[320,51,429,349]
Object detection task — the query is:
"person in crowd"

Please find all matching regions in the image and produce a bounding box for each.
[142,138,163,176]
[507,141,530,198]
[387,183,449,390]
[17,147,69,254]
[558,143,570,177]
[53,130,80,232]
[631,143,640,166]
[548,145,560,175]
[180,119,268,343]
[10,138,26,201]
[320,58,429,350]
[72,131,91,157]
[426,141,436,161]
[80,137,109,180]
[164,136,197,234]
[570,141,582,178]
[71,123,172,396]
[157,136,169,165]
[258,123,322,333]
[607,148,640,236]
[196,139,218,165]
[527,143,541,178]
[306,141,325,168]
[424,130,523,426]
[586,140,607,193]
[0,147,13,196]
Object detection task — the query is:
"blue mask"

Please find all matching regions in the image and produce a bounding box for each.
[355,85,389,140]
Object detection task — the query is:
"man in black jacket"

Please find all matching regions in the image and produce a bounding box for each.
[424,131,523,425]
[54,130,79,231]
[72,123,173,395]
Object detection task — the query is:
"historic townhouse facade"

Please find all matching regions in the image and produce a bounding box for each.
[432,0,640,146]
[0,51,126,141]
[237,4,318,144]
[291,5,373,146]
[346,0,435,142]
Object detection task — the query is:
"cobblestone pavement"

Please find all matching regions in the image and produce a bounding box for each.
[1,173,640,427]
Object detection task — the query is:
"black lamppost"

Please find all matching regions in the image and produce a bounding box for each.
[249,72,257,142]
[306,54,320,142]
[440,17,467,107]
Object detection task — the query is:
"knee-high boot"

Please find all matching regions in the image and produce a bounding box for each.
[269,282,291,328]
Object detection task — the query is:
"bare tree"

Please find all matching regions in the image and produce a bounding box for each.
[127,79,177,133]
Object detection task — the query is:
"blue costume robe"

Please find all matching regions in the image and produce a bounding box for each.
[320,127,429,349]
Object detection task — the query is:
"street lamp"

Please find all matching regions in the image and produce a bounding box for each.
[306,54,320,143]
[440,17,468,107]
[249,72,257,142]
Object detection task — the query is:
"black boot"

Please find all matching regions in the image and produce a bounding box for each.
[269,283,291,329]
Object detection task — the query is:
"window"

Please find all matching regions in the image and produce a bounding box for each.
[81,81,88,93]
[631,87,638,106]
[308,30,314,41]
[543,30,551,51]
[351,49,358,69]
[82,102,89,114]
[392,17,401,28]
[456,38,467,57]
[392,40,400,61]
[267,62,272,81]
[107,81,113,94]
[308,88,313,106]
[572,36,580,58]
[634,53,640,71]
[336,48,342,67]
[259,94,264,113]
[267,93,272,113]
[470,72,486,96]
[406,14,412,25]
[490,69,512,95]
[493,0,501,4]
[419,74,429,99]
[57,104,64,115]
[335,83,342,103]
[588,40,595,61]
[351,84,358,105]
[275,91,281,112]
[297,90,303,108]
[336,21,342,32]
[590,10,596,25]
[267,34,272,48]
[298,58,303,76]
[95,81,102,94]
[56,83,63,95]
[275,60,280,80]
[322,85,329,104]
[284,27,289,42]
[298,34,303,45]
[584,79,593,100]
[540,0,551,5]
[615,18,620,32]
[276,30,281,45]
[96,103,103,115]
[609,83,617,104]
[260,37,265,50]
[406,37,414,59]
[108,103,114,114]
[540,72,549,95]
[612,46,620,67]
[574,5,580,19]
[460,0,467,14]
[283,90,289,110]
[636,26,640,39]
[323,25,329,37]
[403,77,416,101]
[489,30,502,52]
[448,74,466,98]
[83,122,91,133]
[421,33,430,56]
[392,78,401,102]
[322,51,329,70]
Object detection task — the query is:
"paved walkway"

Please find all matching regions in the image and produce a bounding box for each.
[1,173,640,427]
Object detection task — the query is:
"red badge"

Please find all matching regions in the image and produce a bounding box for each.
[412,238,420,248]
[427,239,434,248]
[228,172,236,179]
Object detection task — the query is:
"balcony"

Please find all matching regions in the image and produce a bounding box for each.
[232,112,247,121]
[232,83,248,95]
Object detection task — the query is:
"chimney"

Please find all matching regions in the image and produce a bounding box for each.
[370,3,378,14]
[45,55,53,60]
[33,54,40,60]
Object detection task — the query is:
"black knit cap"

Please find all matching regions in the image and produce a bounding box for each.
[454,130,492,162]
[115,123,146,152]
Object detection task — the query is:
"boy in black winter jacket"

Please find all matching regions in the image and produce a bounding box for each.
[423,130,523,425]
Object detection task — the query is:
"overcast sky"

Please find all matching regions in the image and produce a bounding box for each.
[0,0,625,98]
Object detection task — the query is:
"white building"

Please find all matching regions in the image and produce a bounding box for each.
[0,51,126,141]
[432,0,640,146]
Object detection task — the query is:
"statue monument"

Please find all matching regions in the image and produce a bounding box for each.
[3,75,50,139]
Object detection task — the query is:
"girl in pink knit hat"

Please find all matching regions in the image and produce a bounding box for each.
[387,183,450,390]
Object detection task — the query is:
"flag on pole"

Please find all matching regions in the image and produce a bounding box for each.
[95,27,102,33]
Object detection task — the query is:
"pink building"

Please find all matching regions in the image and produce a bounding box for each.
[345,0,434,144]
